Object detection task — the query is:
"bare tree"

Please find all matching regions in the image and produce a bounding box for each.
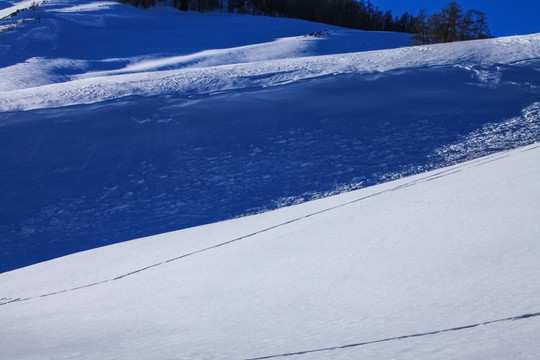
[411,9,428,44]
[411,2,491,45]
[440,1,463,42]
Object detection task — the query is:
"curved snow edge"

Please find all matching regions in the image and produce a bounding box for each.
[1,33,539,112]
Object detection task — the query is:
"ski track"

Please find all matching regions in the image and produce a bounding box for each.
[0,150,515,307]
[244,312,540,360]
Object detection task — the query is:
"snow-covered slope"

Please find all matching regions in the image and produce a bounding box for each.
[1,0,539,358]
[0,0,409,93]
[1,143,539,359]
[1,0,539,273]
[0,0,539,111]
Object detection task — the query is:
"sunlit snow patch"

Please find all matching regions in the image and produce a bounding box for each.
[0,0,43,19]
[0,57,89,91]
[75,35,319,78]
[432,102,540,164]
[53,1,119,13]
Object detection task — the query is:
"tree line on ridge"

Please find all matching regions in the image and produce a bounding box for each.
[119,0,492,43]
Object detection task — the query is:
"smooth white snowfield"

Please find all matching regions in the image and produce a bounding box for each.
[1,143,539,359]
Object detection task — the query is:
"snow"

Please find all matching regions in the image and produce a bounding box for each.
[53,1,118,13]
[2,33,540,111]
[1,143,539,359]
[1,0,539,273]
[0,1,540,357]
[0,0,43,19]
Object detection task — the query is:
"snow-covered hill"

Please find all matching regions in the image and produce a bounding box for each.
[1,0,539,358]
[0,0,538,111]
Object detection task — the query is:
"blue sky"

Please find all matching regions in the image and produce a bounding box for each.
[372,0,540,37]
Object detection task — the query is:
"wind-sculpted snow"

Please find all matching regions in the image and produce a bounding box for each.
[0,0,410,74]
[53,1,118,13]
[1,34,540,111]
[75,36,320,78]
[0,57,89,91]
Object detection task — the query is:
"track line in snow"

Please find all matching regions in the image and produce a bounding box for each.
[244,312,540,360]
[0,149,516,306]
[519,143,540,152]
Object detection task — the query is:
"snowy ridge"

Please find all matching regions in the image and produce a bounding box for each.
[1,33,540,111]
